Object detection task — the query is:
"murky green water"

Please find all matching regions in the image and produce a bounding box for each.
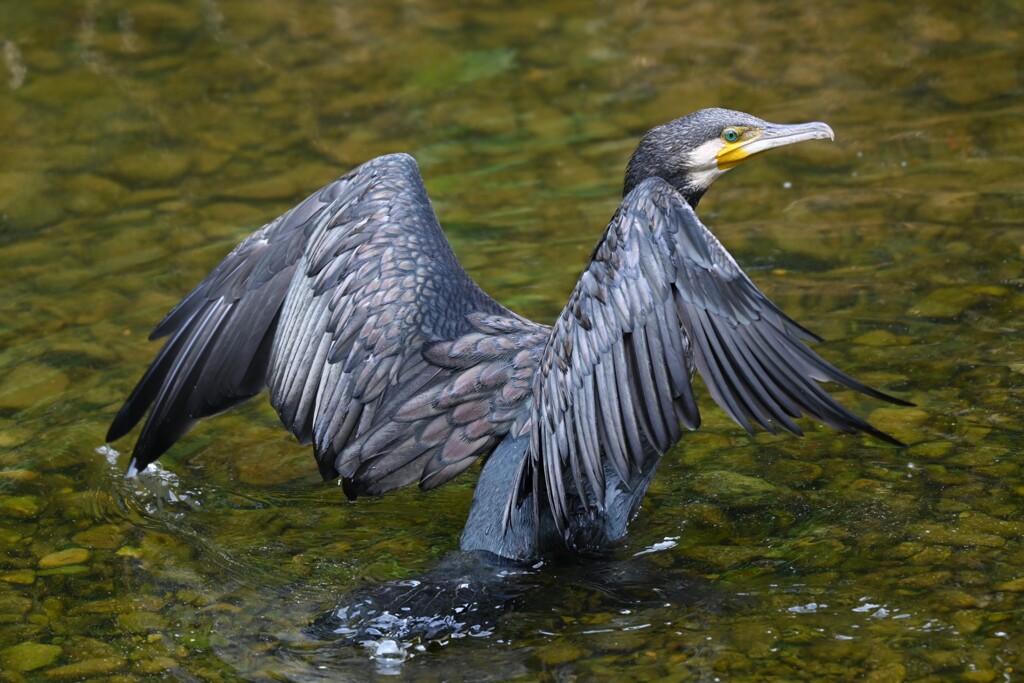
[1,0,1022,680]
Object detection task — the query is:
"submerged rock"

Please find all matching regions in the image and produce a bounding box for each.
[133,656,180,675]
[0,170,63,229]
[41,655,127,679]
[71,525,126,550]
[680,544,769,569]
[764,459,823,487]
[0,496,42,520]
[0,641,62,672]
[534,639,584,666]
[63,174,129,215]
[994,577,1024,592]
[865,662,907,683]
[910,287,983,319]
[38,548,90,569]
[105,148,191,186]
[117,612,167,634]
[0,426,32,448]
[0,594,33,620]
[0,569,36,585]
[868,407,929,445]
[690,470,788,509]
[0,469,39,484]
[0,364,69,410]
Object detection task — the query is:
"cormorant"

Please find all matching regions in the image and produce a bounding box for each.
[107,108,909,563]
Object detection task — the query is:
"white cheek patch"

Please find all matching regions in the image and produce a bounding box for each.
[687,138,725,167]
[685,166,723,191]
[684,138,728,190]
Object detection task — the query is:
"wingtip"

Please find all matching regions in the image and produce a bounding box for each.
[340,477,360,501]
[860,420,907,448]
[876,430,907,448]
[106,410,133,445]
[866,388,916,409]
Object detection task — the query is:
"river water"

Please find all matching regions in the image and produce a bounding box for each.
[0,1,1022,680]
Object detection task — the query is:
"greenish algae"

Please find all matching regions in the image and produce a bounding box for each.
[0,1,1021,681]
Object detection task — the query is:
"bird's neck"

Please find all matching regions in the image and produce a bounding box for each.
[676,182,705,208]
[622,170,706,209]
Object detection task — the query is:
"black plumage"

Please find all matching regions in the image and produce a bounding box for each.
[107,108,910,562]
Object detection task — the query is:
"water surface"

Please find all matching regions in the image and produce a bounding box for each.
[0,0,1022,680]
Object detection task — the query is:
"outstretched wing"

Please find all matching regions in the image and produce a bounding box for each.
[109,153,548,493]
[264,154,549,493]
[106,175,347,471]
[520,177,910,529]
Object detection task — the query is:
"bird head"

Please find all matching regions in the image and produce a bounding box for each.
[623,108,835,207]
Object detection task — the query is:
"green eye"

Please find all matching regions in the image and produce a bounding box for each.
[723,128,740,143]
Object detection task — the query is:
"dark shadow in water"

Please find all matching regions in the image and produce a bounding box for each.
[284,548,741,678]
[307,552,526,648]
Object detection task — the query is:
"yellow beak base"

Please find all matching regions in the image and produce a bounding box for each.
[716,141,754,170]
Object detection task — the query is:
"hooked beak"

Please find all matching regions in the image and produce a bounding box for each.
[717,121,835,170]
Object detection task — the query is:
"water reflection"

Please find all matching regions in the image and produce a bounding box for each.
[223,547,736,679]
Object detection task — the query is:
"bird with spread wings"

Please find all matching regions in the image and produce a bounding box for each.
[107,109,909,562]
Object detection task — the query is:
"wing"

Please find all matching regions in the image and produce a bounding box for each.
[109,153,549,493]
[106,176,348,471]
[264,153,548,493]
[518,177,911,530]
